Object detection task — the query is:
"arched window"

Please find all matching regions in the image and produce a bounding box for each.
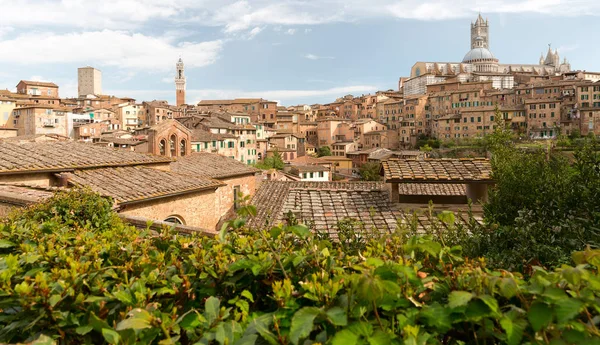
[164,215,185,225]
[170,134,177,157]
[159,139,166,155]
[180,139,187,156]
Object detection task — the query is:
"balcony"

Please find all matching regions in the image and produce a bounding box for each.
[43,121,55,128]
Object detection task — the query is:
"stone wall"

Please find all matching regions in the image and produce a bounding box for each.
[119,189,221,230]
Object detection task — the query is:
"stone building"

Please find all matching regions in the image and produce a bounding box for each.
[145,119,192,158]
[0,140,257,231]
[78,67,102,97]
[175,58,186,106]
[16,80,59,98]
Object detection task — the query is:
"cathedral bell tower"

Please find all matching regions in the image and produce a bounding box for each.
[471,13,489,49]
[175,58,186,107]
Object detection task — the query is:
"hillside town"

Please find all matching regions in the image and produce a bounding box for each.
[2,6,600,344]
[0,14,598,234]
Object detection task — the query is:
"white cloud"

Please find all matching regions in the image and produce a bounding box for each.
[247,26,264,39]
[305,54,334,60]
[304,28,312,34]
[0,30,223,71]
[1,1,600,35]
[0,26,14,38]
[285,28,296,35]
[29,75,50,82]
[2,1,600,42]
[557,44,579,54]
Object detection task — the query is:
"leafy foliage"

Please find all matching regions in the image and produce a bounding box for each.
[2,191,600,344]
[463,121,600,270]
[317,146,332,157]
[254,151,285,170]
[358,162,381,181]
[415,134,440,150]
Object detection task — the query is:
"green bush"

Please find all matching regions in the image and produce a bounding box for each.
[2,191,600,344]
[464,125,600,271]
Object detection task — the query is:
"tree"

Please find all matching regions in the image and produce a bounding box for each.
[359,162,381,181]
[317,146,332,157]
[420,144,432,153]
[254,150,284,170]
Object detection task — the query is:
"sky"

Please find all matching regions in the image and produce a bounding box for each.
[1,0,600,106]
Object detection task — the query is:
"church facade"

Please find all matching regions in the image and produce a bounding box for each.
[403,14,572,96]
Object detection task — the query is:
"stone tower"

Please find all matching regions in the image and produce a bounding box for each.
[175,58,186,107]
[471,14,489,49]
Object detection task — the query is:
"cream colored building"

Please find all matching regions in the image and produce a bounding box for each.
[78,67,102,96]
[0,98,16,128]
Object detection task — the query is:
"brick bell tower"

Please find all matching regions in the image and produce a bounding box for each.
[175,57,186,106]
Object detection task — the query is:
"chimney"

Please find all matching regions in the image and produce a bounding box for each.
[56,174,70,187]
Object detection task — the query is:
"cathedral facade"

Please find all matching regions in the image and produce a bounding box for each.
[403,14,572,96]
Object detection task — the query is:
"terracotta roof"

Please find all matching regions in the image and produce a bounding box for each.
[64,166,224,204]
[18,80,58,88]
[398,183,466,196]
[0,141,171,175]
[191,129,236,142]
[248,181,396,235]
[248,181,480,236]
[290,155,327,165]
[0,184,57,205]
[291,164,329,172]
[170,152,259,179]
[382,159,492,183]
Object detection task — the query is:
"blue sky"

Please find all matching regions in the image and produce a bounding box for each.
[0,0,599,106]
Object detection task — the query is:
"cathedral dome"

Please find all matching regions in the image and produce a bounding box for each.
[462,47,496,63]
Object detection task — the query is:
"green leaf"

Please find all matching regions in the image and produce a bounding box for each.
[75,325,93,335]
[241,290,254,303]
[89,312,111,332]
[116,317,151,331]
[478,295,500,316]
[205,296,221,325]
[269,226,283,239]
[332,329,358,345]
[0,239,15,248]
[500,316,527,345]
[348,322,373,337]
[528,302,553,332]
[102,328,121,344]
[499,278,519,299]
[437,211,455,225]
[326,306,348,326]
[289,307,321,345]
[290,225,311,239]
[180,311,206,330]
[420,303,452,332]
[366,257,384,267]
[48,294,61,307]
[368,330,394,345]
[234,334,258,345]
[31,334,56,345]
[555,298,584,324]
[448,291,473,309]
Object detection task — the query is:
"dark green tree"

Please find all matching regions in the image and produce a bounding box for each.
[359,162,381,181]
[317,146,332,157]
